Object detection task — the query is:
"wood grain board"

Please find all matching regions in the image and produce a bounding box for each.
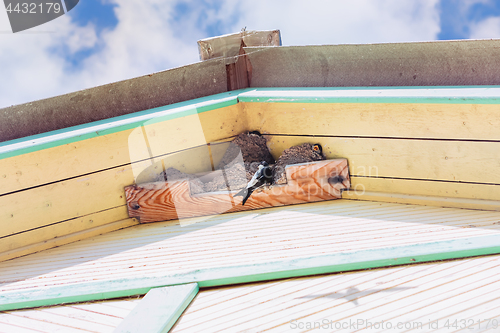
[264,135,500,185]
[0,218,138,263]
[0,104,243,261]
[2,200,500,311]
[242,102,500,141]
[0,296,142,333]
[172,255,500,333]
[4,200,498,292]
[3,87,500,263]
[348,176,500,202]
[125,159,350,223]
[344,191,500,212]
[0,103,243,196]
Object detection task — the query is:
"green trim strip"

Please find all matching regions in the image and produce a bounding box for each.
[1,234,500,311]
[237,86,500,104]
[114,283,198,333]
[0,91,240,161]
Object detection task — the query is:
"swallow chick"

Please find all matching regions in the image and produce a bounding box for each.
[233,161,273,205]
[273,143,325,184]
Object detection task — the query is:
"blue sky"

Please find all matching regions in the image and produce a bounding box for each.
[1,0,500,109]
[438,0,500,39]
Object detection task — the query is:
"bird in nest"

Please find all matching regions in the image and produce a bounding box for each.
[272,143,325,185]
[233,161,273,205]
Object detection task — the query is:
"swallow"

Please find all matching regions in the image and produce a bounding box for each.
[233,161,273,205]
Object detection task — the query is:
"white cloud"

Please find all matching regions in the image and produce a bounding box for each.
[66,22,97,54]
[469,16,500,39]
[0,0,442,110]
[230,0,441,45]
[74,0,201,87]
[0,11,97,107]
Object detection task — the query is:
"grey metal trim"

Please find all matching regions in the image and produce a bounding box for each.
[0,59,227,142]
[245,39,500,88]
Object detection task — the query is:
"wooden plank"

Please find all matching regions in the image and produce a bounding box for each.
[0,103,242,196]
[2,201,498,279]
[7,86,499,197]
[0,206,134,254]
[348,176,500,202]
[0,200,500,280]
[2,86,498,195]
[115,283,198,333]
[0,322,40,333]
[125,159,349,223]
[264,135,500,185]
[68,297,142,319]
[0,164,134,239]
[198,30,280,62]
[0,297,143,332]
[0,313,86,332]
[355,269,500,329]
[0,101,245,261]
[243,102,500,141]
[0,93,238,160]
[39,306,122,327]
[0,143,239,239]
[4,309,116,332]
[226,42,251,91]
[173,255,500,332]
[2,234,500,311]
[0,141,236,241]
[343,190,500,212]
[0,218,138,263]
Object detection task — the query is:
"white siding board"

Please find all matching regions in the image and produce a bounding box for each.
[2,201,500,294]
[0,321,46,333]
[172,256,500,333]
[2,203,497,275]
[0,297,141,333]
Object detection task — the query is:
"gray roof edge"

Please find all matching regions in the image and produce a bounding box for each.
[0,59,228,142]
[3,39,500,142]
[246,39,500,88]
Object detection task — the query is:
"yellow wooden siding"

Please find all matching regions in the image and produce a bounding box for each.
[347,177,500,202]
[0,104,244,196]
[343,191,500,212]
[3,98,500,263]
[242,101,500,208]
[0,218,138,263]
[242,102,500,140]
[0,104,244,261]
[1,200,500,293]
[172,254,500,332]
[0,296,141,333]
[265,136,500,185]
